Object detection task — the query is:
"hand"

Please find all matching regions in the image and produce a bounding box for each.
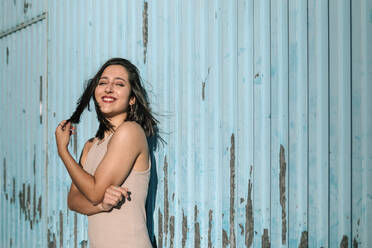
[100,185,131,212]
[55,120,76,154]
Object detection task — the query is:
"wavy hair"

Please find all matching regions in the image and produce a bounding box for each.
[64,58,159,141]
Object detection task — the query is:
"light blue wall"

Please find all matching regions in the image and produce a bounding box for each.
[1,0,371,247]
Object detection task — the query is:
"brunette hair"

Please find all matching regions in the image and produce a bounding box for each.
[64,58,159,140]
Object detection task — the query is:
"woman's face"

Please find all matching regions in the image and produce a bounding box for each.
[94,65,135,118]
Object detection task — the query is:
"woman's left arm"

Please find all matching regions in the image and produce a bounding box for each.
[56,121,144,205]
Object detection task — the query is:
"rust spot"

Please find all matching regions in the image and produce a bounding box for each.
[158,209,163,248]
[182,209,187,248]
[170,216,175,248]
[39,76,43,124]
[340,235,348,248]
[59,211,63,248]
[142,1,148,64]
[74,213,77,248]
[299,231,308,248]
[10,178,15,203]
[194,205,200,248]
[261,229,270,248]
[6,47,9,64]
[246,165,253,247]
[163,156,169,247]
[37,196,42,218]
[202,82,206,100]
[208,210,213,248]
[48,229,56,248]
[353,238,358,248]
[230,133,236,247]
[279,145,287,244]
[3,158,6,193]
[80,240,88,248]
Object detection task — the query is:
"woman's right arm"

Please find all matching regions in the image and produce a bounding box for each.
[67,138,103,215]
[67,138,129,215]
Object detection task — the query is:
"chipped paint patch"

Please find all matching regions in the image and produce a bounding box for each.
[170,216,175,248]
[208,210,213,248]
[163,156,169,247]
[261,229,270,248]
[80,240,88,248]
[39,76,43,124]
[279,145,287,244]
[246,165,253,247]
[202,82,206,100]
[299,231,308,248]
[142,1,148,64]
[158,209,163,248]
[353,238,358,248]
[23,1,31,14]
[59,211,63,248]
[239,224,244,235]
[194,205,200,248]
[74,213,77,248]
[222,229,229,248]
[10,178,15,203]
[33,146,36,175]
[230,133,236,247]
[73,130,77,156]
[340,235,348,248]
[37,196,42,218]
[3,158,6,193]
[182,209,187,248]
[6,47,9,64]
[48,229,56,248]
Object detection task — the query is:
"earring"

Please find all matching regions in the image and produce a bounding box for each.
[130,104,134,116]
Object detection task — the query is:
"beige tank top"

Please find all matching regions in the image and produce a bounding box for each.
[83,133,152,248]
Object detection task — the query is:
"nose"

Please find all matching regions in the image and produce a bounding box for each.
[104,82,114,93]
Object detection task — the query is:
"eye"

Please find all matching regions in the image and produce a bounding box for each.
[98,81,107,85]
[115,82,125,87]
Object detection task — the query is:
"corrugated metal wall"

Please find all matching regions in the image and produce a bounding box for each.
[1,0,371,247]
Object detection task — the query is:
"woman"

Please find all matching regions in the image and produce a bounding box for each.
[55,58,157,247]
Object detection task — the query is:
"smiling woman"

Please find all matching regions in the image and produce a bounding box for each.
[54,58,158,248]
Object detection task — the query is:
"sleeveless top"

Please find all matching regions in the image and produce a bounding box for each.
[83,133,152,248]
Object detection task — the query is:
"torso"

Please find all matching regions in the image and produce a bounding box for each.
[82,131,152,248]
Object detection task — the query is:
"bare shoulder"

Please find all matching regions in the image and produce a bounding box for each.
[115,121,146,140]
[79,137,96,167]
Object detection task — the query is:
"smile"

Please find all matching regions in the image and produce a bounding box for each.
[102,96,117,103]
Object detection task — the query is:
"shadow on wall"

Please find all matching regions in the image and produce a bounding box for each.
[146,135,160,248]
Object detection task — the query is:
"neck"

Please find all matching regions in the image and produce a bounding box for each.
[104,112,128,137]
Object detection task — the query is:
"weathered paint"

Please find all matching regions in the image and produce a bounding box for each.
[1,0,372,247]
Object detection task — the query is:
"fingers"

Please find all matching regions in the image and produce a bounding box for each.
[57,120,76,134]
[106,185,131,201]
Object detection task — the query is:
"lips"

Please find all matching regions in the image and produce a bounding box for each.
[102,96,117,103]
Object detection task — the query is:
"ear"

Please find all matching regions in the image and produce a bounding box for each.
[129,96,136,106]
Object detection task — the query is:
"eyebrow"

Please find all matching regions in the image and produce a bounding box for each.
[99,76,128,83]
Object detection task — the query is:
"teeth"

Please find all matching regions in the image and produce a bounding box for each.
[103,97,115,102]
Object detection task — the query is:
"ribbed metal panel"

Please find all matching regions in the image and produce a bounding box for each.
[0,17,47,247]
[0,0,46,34]
[1,0,371,247]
